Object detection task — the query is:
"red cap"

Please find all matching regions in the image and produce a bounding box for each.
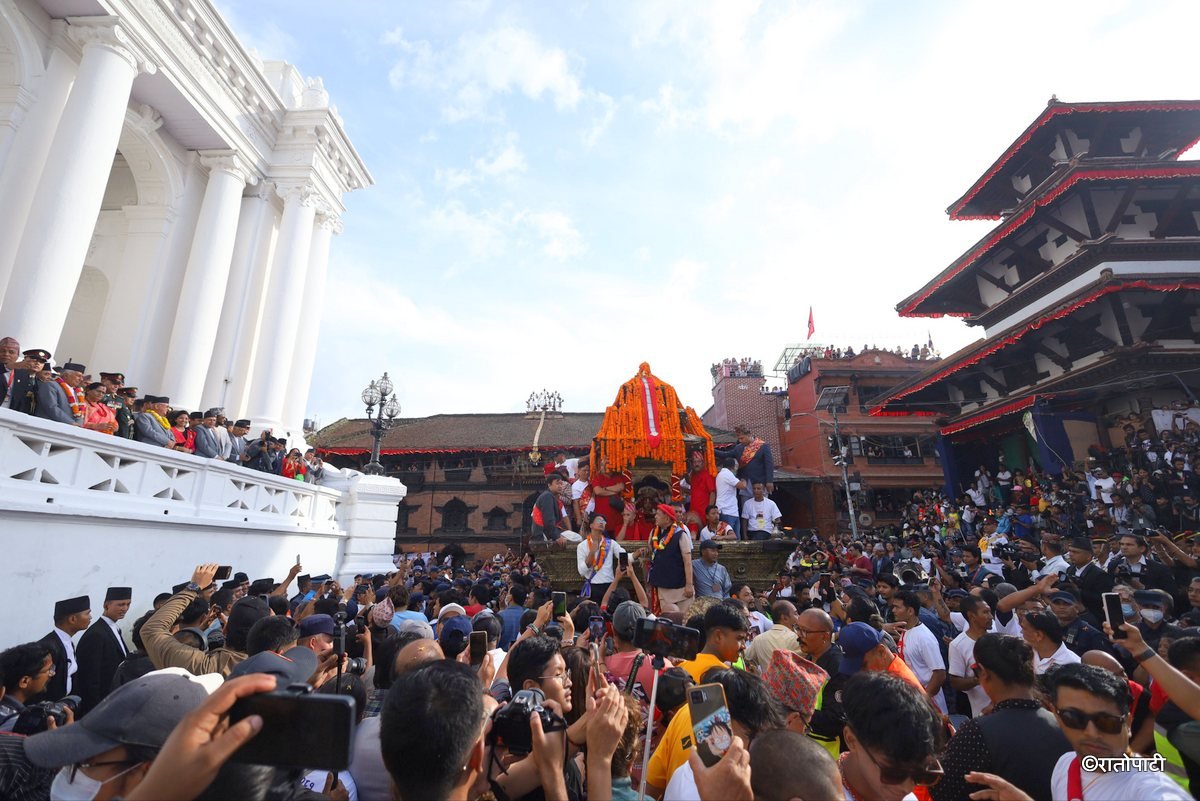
[656,503,677,520]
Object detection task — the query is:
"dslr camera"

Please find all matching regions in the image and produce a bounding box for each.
[11,694,80,735]
[488,688,567,755]
[993,543,1020,561]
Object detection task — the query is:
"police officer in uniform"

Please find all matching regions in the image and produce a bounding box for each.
[5,348,50,414]
[115,387,138,438]
[98,372,125,408]
[1048,589,1112,658]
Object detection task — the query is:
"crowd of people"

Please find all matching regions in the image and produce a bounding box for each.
[0,335,326,482]
[5,508,1200,801]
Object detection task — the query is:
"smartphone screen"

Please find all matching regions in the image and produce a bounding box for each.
[552,591,567,618]
[668,625,701,661]
[619,552,629,571]
[1102,592,1127,639]
[588,615,605,641]
[214,565,232,581]
[229,692,355,771]
[469,631,488,665]
[688,683,732,767]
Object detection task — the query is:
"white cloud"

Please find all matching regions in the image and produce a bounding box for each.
[582,91,617,147]
[513,210,585,261]
[474,133,527,177]
[382,24,585,121]
[426,201,508,259]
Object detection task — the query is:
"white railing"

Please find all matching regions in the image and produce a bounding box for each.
[0,407,343,533]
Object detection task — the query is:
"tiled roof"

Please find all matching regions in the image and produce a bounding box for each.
[314,412,736,454]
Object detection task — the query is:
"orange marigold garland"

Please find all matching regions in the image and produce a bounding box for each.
[589,362,717,482]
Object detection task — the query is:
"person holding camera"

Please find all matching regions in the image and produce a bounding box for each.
[0,643,63,733]
[1108,531,1178,596]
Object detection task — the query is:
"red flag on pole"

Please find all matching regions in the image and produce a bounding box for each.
[807,307,815,340]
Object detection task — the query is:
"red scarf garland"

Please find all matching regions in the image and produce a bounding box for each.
[739,437,765,467]
[54,377,83,418]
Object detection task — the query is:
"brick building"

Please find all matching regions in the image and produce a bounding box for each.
[702,358,786,459]
[778,346,945,537]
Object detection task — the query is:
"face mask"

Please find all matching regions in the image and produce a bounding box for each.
[1140,609,1164,624]
[1121,604,1135,618]
[51,763,140,801]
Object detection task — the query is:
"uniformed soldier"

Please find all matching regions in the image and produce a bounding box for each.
[114,387,138,439]
[1,345,48,414]
[98,371,125,411]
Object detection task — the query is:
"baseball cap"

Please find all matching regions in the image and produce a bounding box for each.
[944,589,969,599]
[613,600,648,641]
[836,622,884,675]
[298,614,335,638]
[439,616,473,650]
[24,669,217,768]
[438,603,467,620]
[699,539,721,552]
[1048,590,1078,605]
[229,646,318,685]
[398,619,435,640]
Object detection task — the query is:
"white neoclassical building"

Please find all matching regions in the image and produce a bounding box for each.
[0,0,371,441]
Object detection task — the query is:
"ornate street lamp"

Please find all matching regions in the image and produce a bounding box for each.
[525,389,563,465]
[361,372,400,475]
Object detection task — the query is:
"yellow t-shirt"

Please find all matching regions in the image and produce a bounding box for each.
[647,705,693,790]
[678,652,726,684]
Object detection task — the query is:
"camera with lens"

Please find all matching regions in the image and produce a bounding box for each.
[1113,563,1133,582]
[993,544,1020,561]
[11,694,80,735]
[345,656,368,676]
[487,688,567,755]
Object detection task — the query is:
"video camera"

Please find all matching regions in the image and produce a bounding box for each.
[10,694,79,735]
[487,688,567,755]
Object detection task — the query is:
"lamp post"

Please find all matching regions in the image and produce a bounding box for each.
[810,386,860,540]
[361,371,400,475]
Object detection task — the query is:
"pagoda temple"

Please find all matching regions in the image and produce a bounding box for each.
[872,99,1200,488]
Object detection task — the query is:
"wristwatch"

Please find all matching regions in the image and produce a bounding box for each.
[184,582,202,593]
[1133,646,1157,662]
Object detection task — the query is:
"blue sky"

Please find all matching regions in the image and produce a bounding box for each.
[216,0,1200,424]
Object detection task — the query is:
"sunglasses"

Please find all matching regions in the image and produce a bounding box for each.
[862,742,943,786]
[1056,707,1126,734]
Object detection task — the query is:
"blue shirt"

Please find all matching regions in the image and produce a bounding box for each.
[498,605,526,650]
[691,558,731,599]
[390,609,428,632]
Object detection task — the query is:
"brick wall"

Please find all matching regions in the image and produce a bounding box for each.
[703,374,783,456]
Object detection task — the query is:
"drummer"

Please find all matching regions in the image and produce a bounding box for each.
[577,512,624,601]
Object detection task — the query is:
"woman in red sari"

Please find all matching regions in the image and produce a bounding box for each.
[282,448,307,481]
[81,382,118,435]
[169,410,195,453]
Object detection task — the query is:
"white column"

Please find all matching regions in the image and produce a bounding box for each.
[200,189,278,414]
[0,41,77,307]
[281,208,339,430]
[0,17,153,351]
[244,184,317,431]
[160,153,252,407]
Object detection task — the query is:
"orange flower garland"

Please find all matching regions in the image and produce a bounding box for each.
[589,362,717,486]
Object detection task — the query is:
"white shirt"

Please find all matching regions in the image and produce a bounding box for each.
[576,537,624,584]
[54,627,77,693]
[715,468,740,515]
[1038,554,1070,578]
[899,623,947,713]
[742,497,781,532]
[302,770,358,801]
[948,632,990,717]
[488,647,505,675]
[1050,751,1191,800]
[1035,641,1082,674]
[1093,475,1116,504]
[748,611,772,636]
[664,761,699,801]
[101,615,128,656]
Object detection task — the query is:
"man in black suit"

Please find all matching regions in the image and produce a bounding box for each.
[1064,536,1115,623]
[1109,531,1178,597]
[34,595,90,702]
[75,587,132,715]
